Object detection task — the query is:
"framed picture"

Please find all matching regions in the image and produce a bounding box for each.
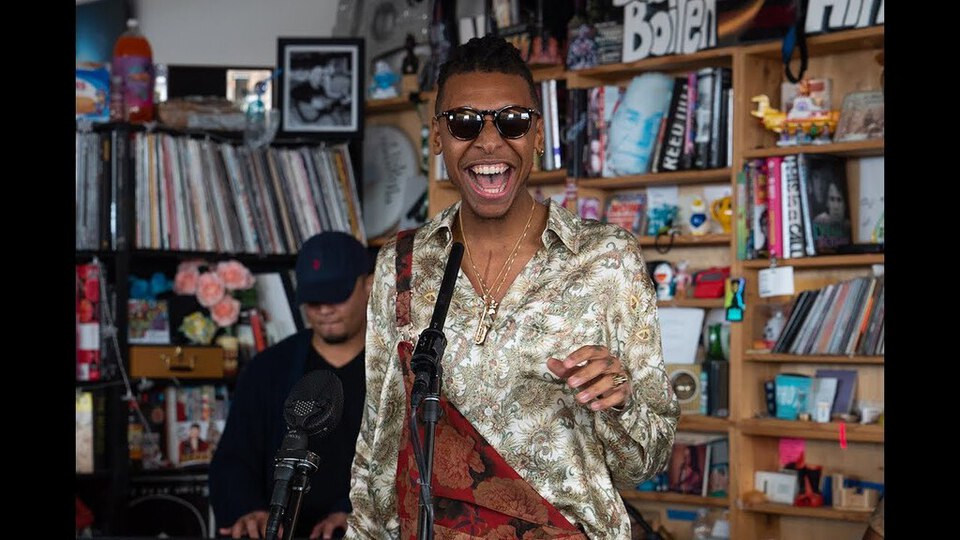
[276,37,364,138]
[833,90,884,142]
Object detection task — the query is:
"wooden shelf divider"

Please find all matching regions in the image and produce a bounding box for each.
[740,502,872,523]
[738,418,883,444]
[621,490,729,508]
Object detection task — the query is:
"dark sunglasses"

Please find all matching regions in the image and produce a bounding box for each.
[435,105,540,140]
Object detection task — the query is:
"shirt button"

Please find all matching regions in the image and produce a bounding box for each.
[484,407,493,417]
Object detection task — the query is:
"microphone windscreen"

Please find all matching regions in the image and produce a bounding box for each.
[283,370,344,437]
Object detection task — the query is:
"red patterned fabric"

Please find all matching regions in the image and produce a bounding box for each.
[392,232,586,540]
[395,229,416,327]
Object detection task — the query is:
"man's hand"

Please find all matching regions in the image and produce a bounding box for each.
[310,512,348,539]
[219,510,272,538]
[547,345,631,412]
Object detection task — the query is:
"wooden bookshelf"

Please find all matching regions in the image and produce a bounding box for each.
[365,96,417,114]
[637,234,730,247]
[742,139,884,159]
[569,46,735,85]
[741,254,884,269]
[679,415,730,433]
[739,25,884,58]
[738,418,884,444]
[530,64,567,82]
[582,168,731,189]
[740,502,872,523]
[658,298,724,309]
[744,353,884,365]
[620,490,729,508]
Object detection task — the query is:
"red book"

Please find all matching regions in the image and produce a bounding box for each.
[76,263,101,381]
[249,309,267,352]
[765,156,784,259]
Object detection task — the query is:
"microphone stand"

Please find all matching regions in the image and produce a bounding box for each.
[410,242,463,540]
[265,446,321,540]
[416,364,442,540]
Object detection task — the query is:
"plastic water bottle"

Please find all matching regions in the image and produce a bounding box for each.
[692,508,712,540]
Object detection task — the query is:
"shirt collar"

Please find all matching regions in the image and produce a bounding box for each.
[542,198,582,254]
[420,197,582,254]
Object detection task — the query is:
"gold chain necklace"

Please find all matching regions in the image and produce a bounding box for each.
[459,198,537,345]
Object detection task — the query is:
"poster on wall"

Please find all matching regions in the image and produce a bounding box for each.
[276,37,365,138]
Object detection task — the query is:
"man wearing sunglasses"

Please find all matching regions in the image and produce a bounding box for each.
[347,35,678,540]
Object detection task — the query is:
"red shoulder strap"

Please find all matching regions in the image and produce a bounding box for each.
[395,229,416,327]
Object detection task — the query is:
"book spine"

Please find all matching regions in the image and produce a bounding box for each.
[541,81,553,171]
[735,169,748,260]
[549,79,563,170]
[567,88,588,179]
[750,159,768,256]
[693,67,715,169]
[681,71,697,170]
[782,155,806,258]
[600,85,621,178]
[585,87,602,177]
[708,67,730,169]
[250,309,268,352]
[796,153,818,256]
[657,77,689,172]
[765,156,783,259]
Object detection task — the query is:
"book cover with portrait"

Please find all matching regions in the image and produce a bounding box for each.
[798,154,851,253]
[667,433,723,496]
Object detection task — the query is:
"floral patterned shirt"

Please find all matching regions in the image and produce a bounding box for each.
[347,200,680,539]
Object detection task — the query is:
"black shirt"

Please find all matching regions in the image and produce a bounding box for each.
[302,344,366,522]
[209,330,365,538]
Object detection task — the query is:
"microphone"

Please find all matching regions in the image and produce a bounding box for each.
[410,242,464,409]
[265,370,344,540]
[283,369,343,437]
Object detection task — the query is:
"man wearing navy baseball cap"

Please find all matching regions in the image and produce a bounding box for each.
[296,231,372,307]
[211,231,373,540]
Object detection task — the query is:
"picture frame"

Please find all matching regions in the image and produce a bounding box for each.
[276,37,364,139]
[833,90,884,142]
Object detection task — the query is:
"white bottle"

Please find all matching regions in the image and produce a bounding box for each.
[711,510,731,539]
[692,508,712,540]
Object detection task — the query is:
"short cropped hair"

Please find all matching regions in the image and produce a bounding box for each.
[435,35,540,113]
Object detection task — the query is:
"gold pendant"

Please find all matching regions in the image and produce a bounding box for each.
[473,297,498,345]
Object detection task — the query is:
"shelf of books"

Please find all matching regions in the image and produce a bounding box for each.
[740,502,872,523]
[75,127,366,255]
[730,18,883,539]
[76,115,370,538]
[621,490,729,508]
